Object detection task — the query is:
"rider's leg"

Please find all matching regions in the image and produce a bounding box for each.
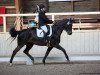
[40,25,50,46]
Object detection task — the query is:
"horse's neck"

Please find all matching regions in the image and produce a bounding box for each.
[53,25,64,37]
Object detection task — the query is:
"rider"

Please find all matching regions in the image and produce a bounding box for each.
[36,4,53,44]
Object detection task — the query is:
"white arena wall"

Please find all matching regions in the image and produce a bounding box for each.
[0,30,100,57]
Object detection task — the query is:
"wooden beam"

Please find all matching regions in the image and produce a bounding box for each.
[99,0,100,11]
[71,1,74,12]
[15,0,21,14]
[5,6,15,9]
[15,0,22,30]
[73,23,100,29]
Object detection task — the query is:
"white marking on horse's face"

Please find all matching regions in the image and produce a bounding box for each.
[67,21,71,25]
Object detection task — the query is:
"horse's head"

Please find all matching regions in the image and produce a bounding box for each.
[64,18,73,35]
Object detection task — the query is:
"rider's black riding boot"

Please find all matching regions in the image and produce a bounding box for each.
[44,33,50,47]
[46,36,51,47]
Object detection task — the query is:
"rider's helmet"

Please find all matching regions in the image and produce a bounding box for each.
[36,4,46,12]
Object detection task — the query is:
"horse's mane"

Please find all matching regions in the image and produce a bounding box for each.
[52,18,68,28]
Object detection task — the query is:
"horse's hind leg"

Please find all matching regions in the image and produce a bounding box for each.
[23,44,34,63]
[10,45,24,65]
[55,45,70,61]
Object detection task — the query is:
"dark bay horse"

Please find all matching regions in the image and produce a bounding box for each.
[9,18,73,65]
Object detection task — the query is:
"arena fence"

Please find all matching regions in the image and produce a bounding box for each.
[0,11,100,32]
[0,12,100,64]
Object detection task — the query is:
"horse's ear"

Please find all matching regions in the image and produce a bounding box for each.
[69,18,73,22]
[69,18,71,21]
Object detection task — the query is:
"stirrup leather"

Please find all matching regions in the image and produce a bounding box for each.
[46,40,51,47]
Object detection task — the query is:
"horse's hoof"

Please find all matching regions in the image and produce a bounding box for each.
[68,60,70,62]
[42,60,45,65]
[32,61,34,64]
[10,63,12,66]
[67,60,70,64]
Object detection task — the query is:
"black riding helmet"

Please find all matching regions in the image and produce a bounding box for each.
[36,4,46,12]
[38,4,45,9]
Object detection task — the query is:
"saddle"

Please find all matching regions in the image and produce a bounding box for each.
[36,25,52,38]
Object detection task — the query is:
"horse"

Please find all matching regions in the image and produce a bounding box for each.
[9,18,73,65]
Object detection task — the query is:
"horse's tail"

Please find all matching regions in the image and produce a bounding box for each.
[9,26,20,38]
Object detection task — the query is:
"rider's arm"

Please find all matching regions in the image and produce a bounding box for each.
[39,12,53,24]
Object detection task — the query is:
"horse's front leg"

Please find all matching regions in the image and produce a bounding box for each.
[43,47,53,65]
[55,45,70,61]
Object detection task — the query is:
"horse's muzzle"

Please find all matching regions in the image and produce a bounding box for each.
[67,31,72,35]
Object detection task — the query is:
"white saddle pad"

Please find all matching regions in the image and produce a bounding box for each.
[41,25,48,33]
[36,28,44,37]
[36,25,52,38]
